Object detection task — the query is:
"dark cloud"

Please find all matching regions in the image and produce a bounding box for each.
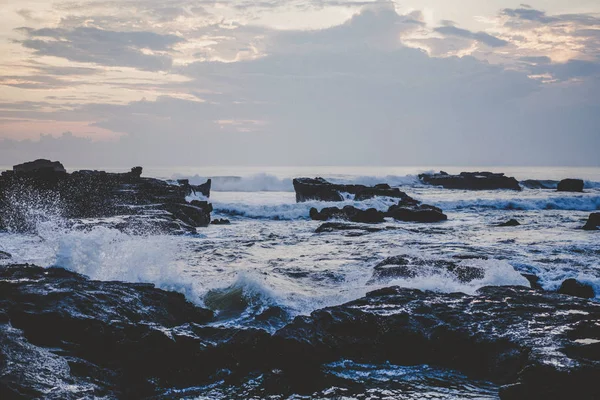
[16,27,184,71]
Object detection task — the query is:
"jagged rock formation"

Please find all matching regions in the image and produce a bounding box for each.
[0,161,212,233]
[293,177,416,202]
[419,171,521,191]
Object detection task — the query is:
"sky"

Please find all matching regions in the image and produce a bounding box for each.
[0,0,599,167]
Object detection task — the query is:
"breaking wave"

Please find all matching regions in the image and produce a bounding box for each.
[432,195,600,212]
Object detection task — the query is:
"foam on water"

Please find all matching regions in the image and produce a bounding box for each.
[383,259,530,295]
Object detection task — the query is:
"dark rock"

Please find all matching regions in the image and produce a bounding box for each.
[212,218,231,225]
[582,213,600,231]
[419,171,521,191]
[557,179,584,192]
[386,204,447,223]
[13,159,66,174]
[521,274,543,290]
[558,279,595,299]
[315,222,394,234]
[309,206,385,224]
[498,219,521,227]
[1,264,599,399]
[164,202,212,228]
[0,161,212,234]
[0,251,11,260]
[272,286,600,399]
[293,177,415,202]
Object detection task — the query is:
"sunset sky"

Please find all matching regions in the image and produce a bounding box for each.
[1,0,599,166]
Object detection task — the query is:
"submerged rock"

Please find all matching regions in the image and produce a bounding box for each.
[0,162,212,234]
[582,213,600,231]
[293,177,416,202]
[369,255,485,283]
[558,278,595,299]
[315,222,395,234]
[557,178,584,192]
[212,218,231,225]
[498,219,521,227]
[419,171,521,191]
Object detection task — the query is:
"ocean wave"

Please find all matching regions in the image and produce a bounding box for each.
[212,197,399,220]
[382,258,530,295]
[177,173,424,192]
[432,195,600,211]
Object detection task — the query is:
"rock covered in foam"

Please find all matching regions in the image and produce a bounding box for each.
[419,171,522,191]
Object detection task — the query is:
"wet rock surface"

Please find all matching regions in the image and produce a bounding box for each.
[0,161,212,234]
[293,177,417,202]
[1,264,599,399]
[419,171,521,191]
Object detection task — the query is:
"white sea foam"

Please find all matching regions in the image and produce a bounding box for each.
[383,259,530,295]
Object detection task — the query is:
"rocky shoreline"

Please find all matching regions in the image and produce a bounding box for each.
[1,263,598,399]
[0,159,212,234]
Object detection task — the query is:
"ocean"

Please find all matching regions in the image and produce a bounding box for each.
[1,165,599,398]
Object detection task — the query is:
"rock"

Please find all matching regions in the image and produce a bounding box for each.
[557,179,584,192]
[272,286,600,399]
[164,202,212,228]
[386,204,447,223]
[0,161,212,234]
[293,177,415,202]
[419,171,521,191]
[498,219,521,227]
[1,264,599,399]
[13,159,66,174]
[582,213,600,231]
[558,279,595,299]
[0,251,11,260]
[315,222,393,234]
[521,274,543,290]
[309,206,385,224]
[212,218,231,225]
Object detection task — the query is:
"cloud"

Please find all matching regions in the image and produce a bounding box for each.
[434,25,508,48]
[2,4,600,167]
[16,27,184,71]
